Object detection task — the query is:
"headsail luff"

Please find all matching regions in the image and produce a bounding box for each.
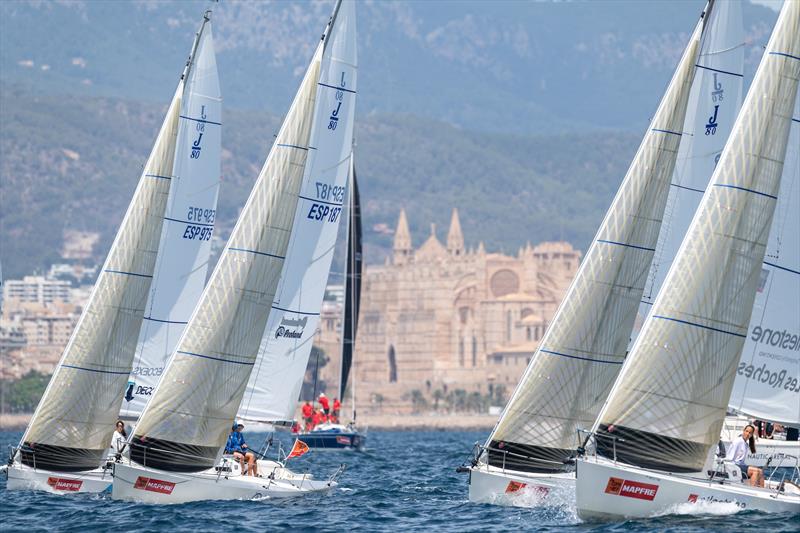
[132,0,356,471]
[120,13,221,421]
[727,93,800,426]
[485,5,708,474]
[340,161,362,403]
[594,0,800,474]
[236,0,357,426]
[19,58,186,473]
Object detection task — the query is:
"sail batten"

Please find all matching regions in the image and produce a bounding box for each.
[484,6,711,474]
[594,1,800,473]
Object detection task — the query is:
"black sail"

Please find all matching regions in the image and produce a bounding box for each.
[339,166,362,401]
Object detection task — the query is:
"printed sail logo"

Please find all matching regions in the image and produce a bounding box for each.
[604,477,658,501]
[275,316,308,339]
[134,476,176,495]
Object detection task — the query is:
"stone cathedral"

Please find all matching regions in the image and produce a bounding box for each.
[319,208,581,414]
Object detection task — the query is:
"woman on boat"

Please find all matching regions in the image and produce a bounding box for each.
[110,420,127,460]
[726,424,764,487]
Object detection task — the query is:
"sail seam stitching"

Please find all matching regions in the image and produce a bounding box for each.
[652,315,746,338]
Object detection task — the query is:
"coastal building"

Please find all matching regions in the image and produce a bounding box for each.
[2,276,71,305]
[319,208,581,414]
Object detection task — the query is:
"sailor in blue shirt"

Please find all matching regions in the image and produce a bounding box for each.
[225,422,258,476]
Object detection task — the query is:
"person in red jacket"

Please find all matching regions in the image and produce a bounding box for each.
[311,409,323,429]
[302,401,313,431]
[332,398,341,423]
[319,393,330,415]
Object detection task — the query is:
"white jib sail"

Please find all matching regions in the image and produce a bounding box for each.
[728,93,800,426]
[593,1,800,473]
[120,17,221,421]
[237,0,357,425]
[485,10,705,470]
[638,0,744,330]
[19,82,182,470]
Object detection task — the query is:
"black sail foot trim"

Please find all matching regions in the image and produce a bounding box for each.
[130,436,218,473]
[487,440,574,474]
[595,424,707,473]
[20,442,105,472]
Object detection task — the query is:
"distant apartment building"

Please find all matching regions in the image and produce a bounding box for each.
[3,276,71,305]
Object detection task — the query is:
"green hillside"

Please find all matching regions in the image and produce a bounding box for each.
[0,85,639,278]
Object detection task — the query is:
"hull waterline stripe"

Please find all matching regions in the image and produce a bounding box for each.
[271,305,320,316]
[177,350,255,366]
[713,184,777,200]
[318,82,356,94]
[164,217,214,227]
[651,128,682,137]
[597,239,656,252]
[695,64,744,78]
[63,364,130,375]
[104,269,153,279]
[143,316,189,325]
[229,248,286,260]
[179,115,222,126]
[764,261,800,276]
[146,174,172,181]
[769,51,800,62]
[540,348,623,365]
[276,143,309,151]
[671,182,705,194]
[298,195,344,207]
[652,315,746,338]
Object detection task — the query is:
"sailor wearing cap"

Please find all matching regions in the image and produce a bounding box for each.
[225,421,258,476]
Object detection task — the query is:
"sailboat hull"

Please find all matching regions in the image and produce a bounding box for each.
[467,462,574,507]
[299,424,366,451]
[111,460,337,504]
[575,456,800,520]
[5,461,113,494]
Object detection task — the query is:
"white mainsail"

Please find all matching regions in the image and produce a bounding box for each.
[131,0,356,472]
[120,15,221,421]
[237,4,357,425]
[484,5,708,473]
[728,93,800,426]
[593,1,800,473]
[18,61,184,472]
[638,0,744,327]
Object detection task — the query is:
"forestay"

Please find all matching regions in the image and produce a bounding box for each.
[19,75,183,472]
[237,0,357,425]
[120,15,221,421]
[594,1,800,474]
[728,94,800,426]
[485,6,706,474]
[637,0,744,331]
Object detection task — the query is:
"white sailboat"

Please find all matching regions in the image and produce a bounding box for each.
[4,11,221,494]
[299,159,367,451]
[466,0,725,506]
[576,0,800,519]
[111,0,357,504]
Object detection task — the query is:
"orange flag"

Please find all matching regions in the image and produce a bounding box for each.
[287,439,310,459]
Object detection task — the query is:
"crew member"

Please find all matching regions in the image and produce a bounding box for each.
[302,400,314,431]
[726,424,763,487]
[110,420,127,460]
[225,422,258,476]
[319,392,330,415]
[332,397,341,423]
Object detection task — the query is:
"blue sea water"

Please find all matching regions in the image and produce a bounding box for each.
[1,429,797,532]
